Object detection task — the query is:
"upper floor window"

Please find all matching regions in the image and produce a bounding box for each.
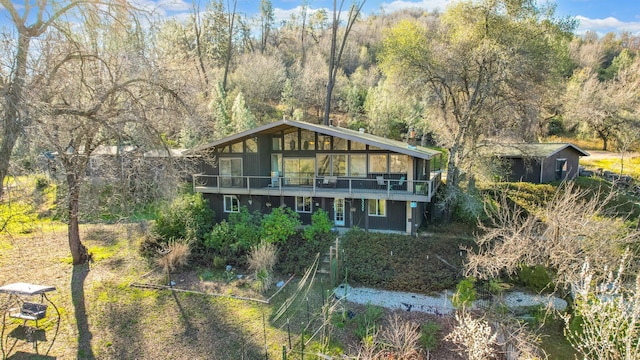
[333,137,347,151]
[231,142,243,153]
[272,136,282,151]
[284,129,298,151]
[369,154,388,173]
[317,154,347,176]
[301,130,315,150]
[390,154,408,173]
[246,137,258,153]
[318,135,331,151]
[351,141,366,151]
[350,154,366,177]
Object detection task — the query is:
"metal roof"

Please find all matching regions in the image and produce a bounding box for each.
[490,143,590,158]
[191,119,441,160]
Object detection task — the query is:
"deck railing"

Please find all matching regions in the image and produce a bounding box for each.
[193,172,442,201]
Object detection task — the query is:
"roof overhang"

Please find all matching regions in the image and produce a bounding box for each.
[189,119,441,160]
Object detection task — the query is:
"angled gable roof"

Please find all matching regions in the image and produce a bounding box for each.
[191,119,441,160]
[490,143,589,159]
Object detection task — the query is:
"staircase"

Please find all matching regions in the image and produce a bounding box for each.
[317,237,341,277]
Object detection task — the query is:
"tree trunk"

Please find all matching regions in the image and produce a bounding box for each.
[68,175,89,265]
[0,32,31,198]
[222,0,237,92]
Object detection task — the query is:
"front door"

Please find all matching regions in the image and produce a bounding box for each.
[334,198,345,226]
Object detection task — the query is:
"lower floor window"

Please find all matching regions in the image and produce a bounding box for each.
[296,196,312,213]
[224,195,239,213]
[368,199,386,217]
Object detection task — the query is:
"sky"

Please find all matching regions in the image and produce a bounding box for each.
[241,0,640,35]
[1,0,639,35]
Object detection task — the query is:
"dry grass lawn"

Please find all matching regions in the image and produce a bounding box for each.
[0,223,293,359]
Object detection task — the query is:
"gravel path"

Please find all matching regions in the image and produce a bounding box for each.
[334,284,567,315]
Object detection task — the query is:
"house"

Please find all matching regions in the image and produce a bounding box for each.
[190,119,443,235]
[491,143,589,184]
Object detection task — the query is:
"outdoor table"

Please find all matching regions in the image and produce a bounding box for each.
[0,282,60,358]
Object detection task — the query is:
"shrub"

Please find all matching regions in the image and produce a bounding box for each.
[303,209,333,242]
[451,278,477,309]
[260,207,300,244]
[228,207,262,251]
[354,305,384,340]
[247,242,278,275]
[276,231,331,275]
[517,265,552,292]
[420,321,442,353]
[205,221,233,254]
[34,176,50,191]
[153,192,214,245]
[212,255,227,269]
[342,229,465,293]
[380,314,422,358]
[139,233,164,258]
[157,240,191,285]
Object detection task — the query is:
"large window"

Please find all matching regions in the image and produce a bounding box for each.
[369,154,388,173]
[224,195,239,213]
[368,199,386,217]
[332,155,347,176]
[284,158,315,185]
[296,196,312,213]
[316,154,347,176]
[390,154,408,173]
[349,154,366,177]
[220,158,242,187]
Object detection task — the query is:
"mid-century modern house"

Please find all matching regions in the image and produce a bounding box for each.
[491,143,589,184]
[191,119,443,234]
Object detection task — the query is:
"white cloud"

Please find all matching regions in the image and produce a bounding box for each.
[378,0,452,14]
[157,0,191,13]
[576,15,640,34]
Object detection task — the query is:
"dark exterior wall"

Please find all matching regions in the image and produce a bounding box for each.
[505,148,583,184]
[367,199,406,232]
[507,158,541,183]
[541,148,581,183]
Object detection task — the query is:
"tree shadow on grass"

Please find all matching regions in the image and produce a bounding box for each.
[71,264,94,360]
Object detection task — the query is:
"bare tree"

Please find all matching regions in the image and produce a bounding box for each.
[323,0,366,125]
[34,20,184,264]
[0,0,106,198]
[465,183,640,293]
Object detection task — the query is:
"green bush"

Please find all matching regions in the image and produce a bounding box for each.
[451,277,477,308]
[303,208,333,242]
[153,193,214,246]
[276,231,331,275]
[518,265,553,292]
[228,207,262,251]
[420,321,441,352]
[342,229,466,293]
[260,207,300,244]
[354,304,384,340]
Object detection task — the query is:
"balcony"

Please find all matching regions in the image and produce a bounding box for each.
[193,172,442,202]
